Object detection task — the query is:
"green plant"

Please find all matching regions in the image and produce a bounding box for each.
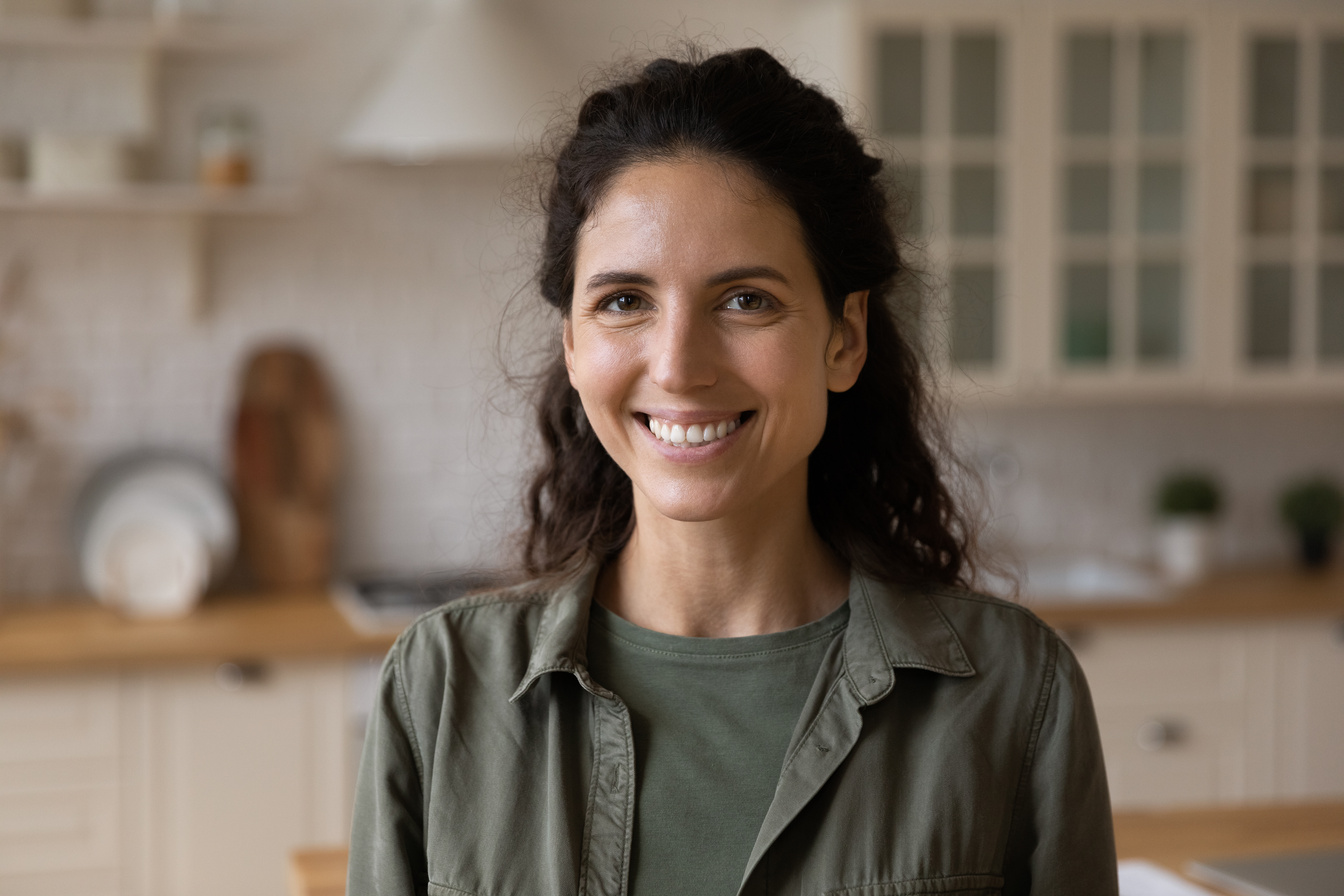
[1155,471,1222,517]
[1280,478,1344,534]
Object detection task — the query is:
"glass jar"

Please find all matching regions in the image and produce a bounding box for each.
[197,106,256,188]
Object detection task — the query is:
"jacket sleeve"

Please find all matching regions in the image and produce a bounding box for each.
[1004,635,1119,896]
[347,644,430,896]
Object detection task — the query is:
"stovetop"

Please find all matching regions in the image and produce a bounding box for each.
[332,569,502,635]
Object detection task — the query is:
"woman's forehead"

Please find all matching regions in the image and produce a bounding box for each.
[575,158,809,274]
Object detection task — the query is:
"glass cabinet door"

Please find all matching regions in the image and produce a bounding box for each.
[874,25,1007,376]
[1059,28,1190,371]
[1242,33,1344,371]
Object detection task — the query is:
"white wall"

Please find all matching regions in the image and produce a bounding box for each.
[1,0,1340,601]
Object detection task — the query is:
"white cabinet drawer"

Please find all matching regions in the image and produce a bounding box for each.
[0,784,120,875]
[0,675,119,763]
[1069,625,1247,707]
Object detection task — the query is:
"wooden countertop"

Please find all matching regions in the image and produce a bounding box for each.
[0,589,396,673]
[1,565,1339,673]
[1028,565,1344,629]
[1113,801,1344,878]
[290,802,1344,896]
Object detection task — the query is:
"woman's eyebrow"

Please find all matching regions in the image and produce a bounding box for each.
[585,270,655,291]
[584,265,792,292]
[706,265,791,287]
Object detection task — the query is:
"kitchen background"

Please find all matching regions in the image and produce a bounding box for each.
[2,0,1341,604]
[3,1,1343,894]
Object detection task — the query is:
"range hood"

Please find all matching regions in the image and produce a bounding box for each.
[337,0,563,163]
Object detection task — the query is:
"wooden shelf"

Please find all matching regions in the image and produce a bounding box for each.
[0,183,303,316]
[0,182,302,215]
[0,16,289,53]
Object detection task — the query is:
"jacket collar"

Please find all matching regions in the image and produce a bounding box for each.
[843,572,975,705]
[509,563,975,704]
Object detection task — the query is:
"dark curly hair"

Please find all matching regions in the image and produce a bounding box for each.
[522,46,976,589]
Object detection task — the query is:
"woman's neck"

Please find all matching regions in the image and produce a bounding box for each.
[595,485,850,638]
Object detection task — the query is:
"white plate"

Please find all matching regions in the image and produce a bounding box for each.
[74,451,236,617]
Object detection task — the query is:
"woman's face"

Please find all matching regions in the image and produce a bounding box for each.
[564,158,867,525]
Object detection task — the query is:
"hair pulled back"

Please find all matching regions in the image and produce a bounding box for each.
[524,46,974,589]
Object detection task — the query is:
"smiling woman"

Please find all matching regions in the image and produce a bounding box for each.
[348,47,1118,896]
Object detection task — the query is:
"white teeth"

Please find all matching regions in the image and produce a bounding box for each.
[645,414,742,447]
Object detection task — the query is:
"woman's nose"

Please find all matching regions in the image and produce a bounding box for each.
[649,308,717,393]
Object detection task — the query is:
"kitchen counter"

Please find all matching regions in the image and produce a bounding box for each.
[0,565,1339,673]
[290,802,1344,896]
[0,588,396,673]
[1027,564,1344,629]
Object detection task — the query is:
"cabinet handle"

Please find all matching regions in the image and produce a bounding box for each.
[1136,718,1186,752]
[215,661,269,691]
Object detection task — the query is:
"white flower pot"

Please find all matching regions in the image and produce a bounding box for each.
[1156,517,1217,584]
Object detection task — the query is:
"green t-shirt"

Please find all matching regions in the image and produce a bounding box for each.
[586,599,850,896]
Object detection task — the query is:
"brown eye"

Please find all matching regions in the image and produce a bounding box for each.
[726,292,764,311]
[603,294,644,312]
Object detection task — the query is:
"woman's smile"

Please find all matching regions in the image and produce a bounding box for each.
[563,158,867,524]
[638,411,753,463]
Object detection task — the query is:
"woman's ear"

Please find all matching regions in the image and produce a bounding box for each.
[826,291,868,392]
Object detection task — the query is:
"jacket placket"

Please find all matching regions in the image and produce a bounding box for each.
[578,686,637,896]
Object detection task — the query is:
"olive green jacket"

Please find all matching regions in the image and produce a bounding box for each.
[348,567,1118,896]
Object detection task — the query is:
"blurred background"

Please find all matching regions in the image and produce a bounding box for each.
[1,0,1342,894]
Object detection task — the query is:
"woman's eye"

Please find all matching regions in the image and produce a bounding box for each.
[725,292,766,311]
[602,294,645,312]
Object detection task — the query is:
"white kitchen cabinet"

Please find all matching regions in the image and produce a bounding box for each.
[0,673,122,896]
[1067,625,1258,808]
[1064,614,1344,809]
[842,0,1344,401]
[0,660,353,896]
[1271,618,1344,800]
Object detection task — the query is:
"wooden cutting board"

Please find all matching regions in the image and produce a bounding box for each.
[231,345,340,590]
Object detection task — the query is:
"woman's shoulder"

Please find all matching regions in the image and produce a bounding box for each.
[904,581,1077,678]
[383,574,583,689]
[397,574,565,640]
[922,583,1052,630]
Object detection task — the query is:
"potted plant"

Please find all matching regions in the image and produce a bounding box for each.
[1279,477,1344,569]
[1154,471,1223,583]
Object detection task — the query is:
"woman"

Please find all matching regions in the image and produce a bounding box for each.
[349,47,1117,896]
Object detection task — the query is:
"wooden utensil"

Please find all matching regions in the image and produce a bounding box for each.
[231,345,340,590]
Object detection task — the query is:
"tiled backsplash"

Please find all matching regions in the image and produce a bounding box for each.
[958,403,1344,575]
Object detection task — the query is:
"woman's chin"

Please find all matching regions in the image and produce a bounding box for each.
[634,486,740,525]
